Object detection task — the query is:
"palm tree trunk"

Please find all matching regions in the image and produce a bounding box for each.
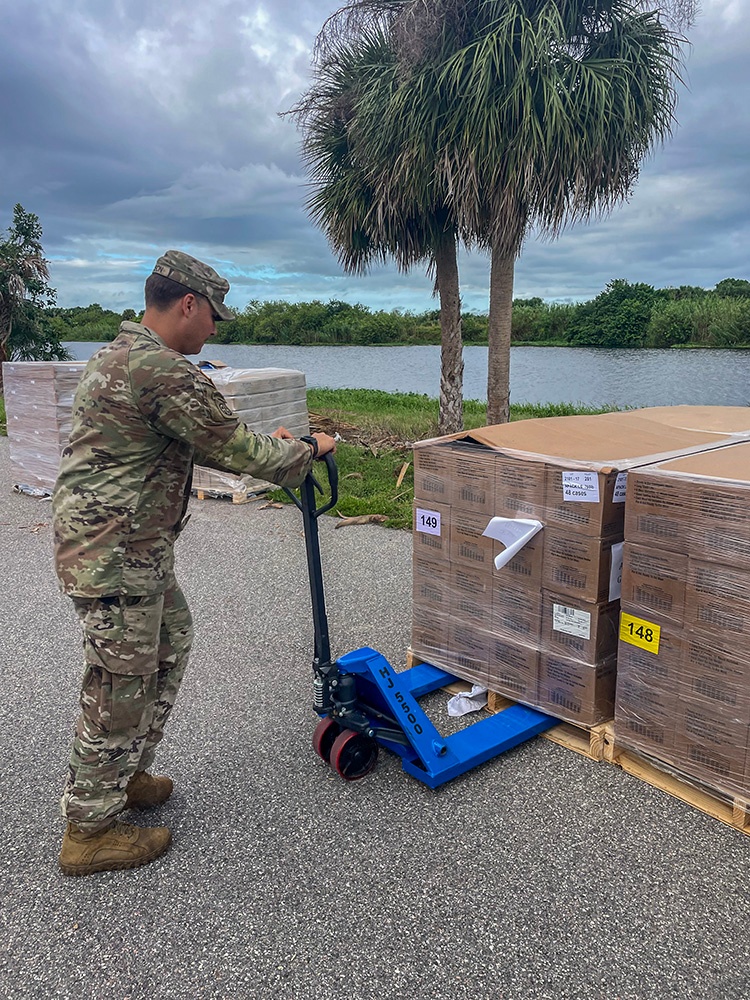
[434,233,463,436]
[486,246,514,425]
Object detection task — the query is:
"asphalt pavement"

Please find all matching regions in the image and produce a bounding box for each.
[0,436,748,1000]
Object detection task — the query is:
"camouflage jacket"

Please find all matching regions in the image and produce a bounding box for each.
[52,322,313,596]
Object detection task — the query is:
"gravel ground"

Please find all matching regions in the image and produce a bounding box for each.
[0,435,748,1000]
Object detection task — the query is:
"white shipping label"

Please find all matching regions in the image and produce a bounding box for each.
[561,471,600,503]
[608,541,624,602]
[613,472,628,503]
[415,507,442,536]
[552,604,592,640]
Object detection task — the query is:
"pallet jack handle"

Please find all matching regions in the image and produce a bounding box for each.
[284,451,338,673]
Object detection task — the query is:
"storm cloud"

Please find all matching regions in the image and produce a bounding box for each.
[1,0,747,313]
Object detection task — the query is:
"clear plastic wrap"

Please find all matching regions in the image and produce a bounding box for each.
[2,361,310,500]
[617,442,750,800]
[411,408,750,729]
[3,361,87,493]
[192,367,310,499]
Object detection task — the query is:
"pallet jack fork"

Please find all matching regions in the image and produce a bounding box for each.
[286,454,558,788]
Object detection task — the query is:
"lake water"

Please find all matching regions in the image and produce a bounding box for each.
[63,342,750,409]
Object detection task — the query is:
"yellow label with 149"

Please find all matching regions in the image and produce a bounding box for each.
[619,613,661,654]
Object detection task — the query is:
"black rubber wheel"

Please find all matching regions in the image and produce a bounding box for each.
[312,717,340,762]
[329,730,379,781]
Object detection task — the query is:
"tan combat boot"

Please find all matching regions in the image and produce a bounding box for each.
[125,771,174,809]
[59,820,172,876]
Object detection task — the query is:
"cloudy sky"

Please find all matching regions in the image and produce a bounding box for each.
[1,0,747,314]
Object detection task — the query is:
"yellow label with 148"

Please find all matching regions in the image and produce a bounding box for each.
[619,612,661,654]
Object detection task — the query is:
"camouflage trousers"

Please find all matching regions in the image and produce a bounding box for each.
[61,585,194,831]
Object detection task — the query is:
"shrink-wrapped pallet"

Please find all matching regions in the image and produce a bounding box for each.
[192,367,310,500]
[3,361,87,495]
[617,442,750,801]
[411,408,750,728]
[2,360,309,500]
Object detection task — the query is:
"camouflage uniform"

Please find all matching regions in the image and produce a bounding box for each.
[54,304,313,830]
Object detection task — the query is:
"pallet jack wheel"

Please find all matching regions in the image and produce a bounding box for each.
[312,717,341,762]
[329,730,379,781]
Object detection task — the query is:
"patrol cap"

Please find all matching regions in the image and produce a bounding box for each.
[152,250,233,321]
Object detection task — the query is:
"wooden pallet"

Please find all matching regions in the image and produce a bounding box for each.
[607,745,750,838]
[194,488,267,505]
[405,651,750,835]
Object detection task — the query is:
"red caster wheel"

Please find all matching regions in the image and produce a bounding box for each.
[312,717,341,762]
[329,730,379,780]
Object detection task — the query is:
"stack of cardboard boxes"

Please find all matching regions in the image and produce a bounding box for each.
[412,410,747,729]
[619,442,750,798]
[2,361,310,501]
[192,367,310,499]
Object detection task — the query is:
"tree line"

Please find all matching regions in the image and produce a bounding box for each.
[41,277,750,349]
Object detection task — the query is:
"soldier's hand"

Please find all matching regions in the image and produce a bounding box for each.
[272,426,294,440]
[312,432,337,457]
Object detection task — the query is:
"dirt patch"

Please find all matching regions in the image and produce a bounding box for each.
[308,410,411,451]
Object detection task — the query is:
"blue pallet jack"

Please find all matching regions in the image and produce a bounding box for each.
[286,454,559,788]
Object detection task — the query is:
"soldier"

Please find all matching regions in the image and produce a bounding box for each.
[53,251,336,876]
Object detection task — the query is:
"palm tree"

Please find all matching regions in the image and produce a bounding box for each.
[0,204,56,390]
[318,0,691,424]
[289,29,466,434]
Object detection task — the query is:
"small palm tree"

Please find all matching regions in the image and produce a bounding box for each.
[0,204,57,389]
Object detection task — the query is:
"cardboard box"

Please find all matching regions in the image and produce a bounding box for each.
[411,610,451,668]
[671,736,748,796]
[450,507,495,570]
[616,607,685,691]
[625,547,684,609]
[451,564,493,628]
[538,652,616,726]
[686,559,750,615]
[541,592,620,665]
[491,580,543,645]
[542,530,622,603]
[413,442,455,505]
[494,456,547,521]
[487,636,539,704]
[615,710,676,761]
[413,500,451,561]
[675,693,750,750]
[672,694,749,791]
[684,584,750,641]
[620,543,688,625]
[614,671,677,759]
[625,443,750,565]
[544,466,624,537]
[495,531,544,588]
[412,556,452,617]
[616,671,678,719]
[446,621,489,687]
[451,442,496,515]
[682,633,750,712]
